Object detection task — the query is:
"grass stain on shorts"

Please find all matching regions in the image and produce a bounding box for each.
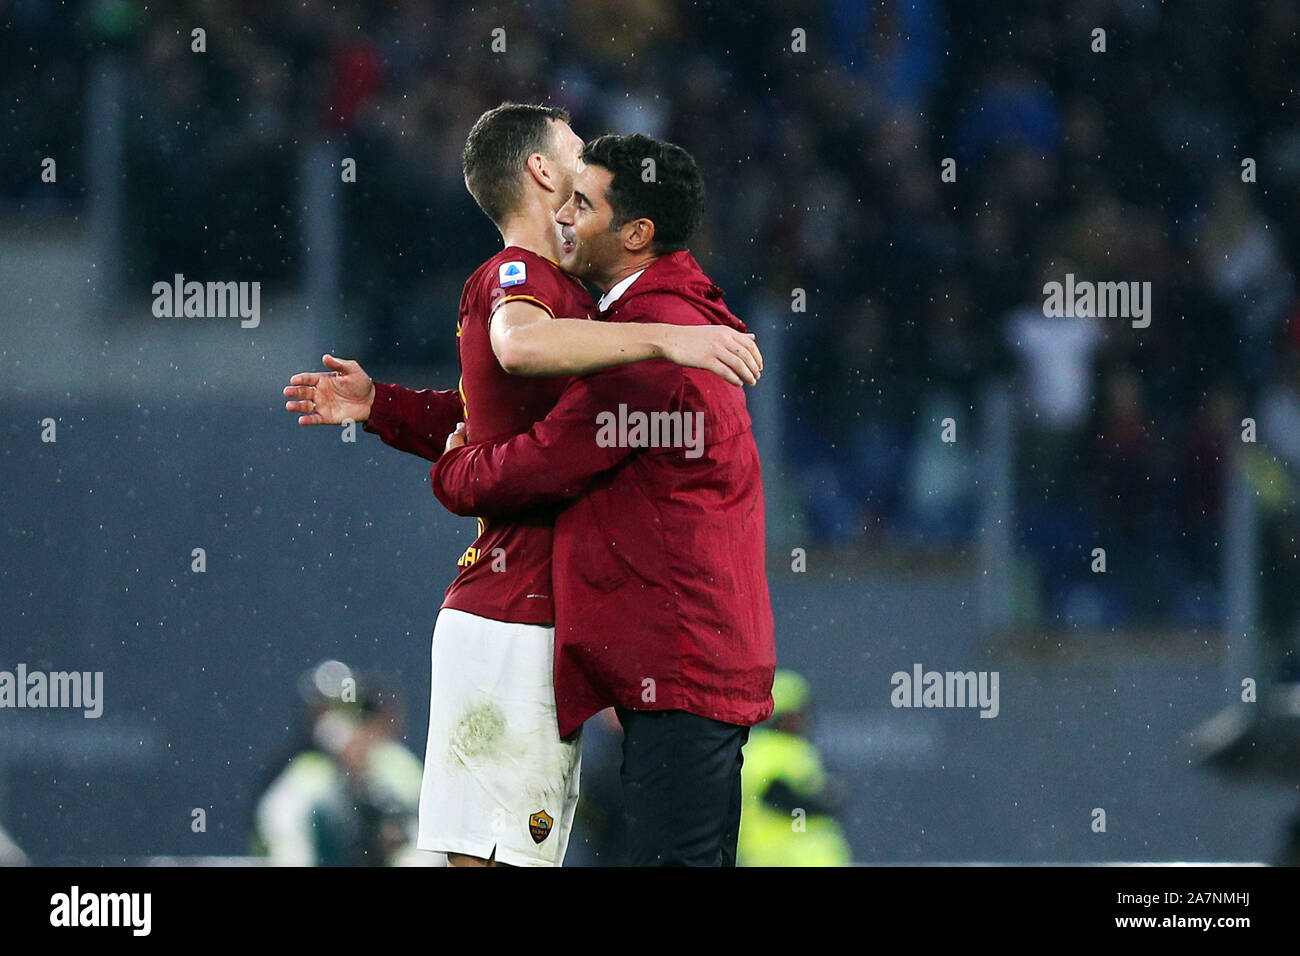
[451,702,507,759]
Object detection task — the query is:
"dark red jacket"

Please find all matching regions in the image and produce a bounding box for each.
[431,252,776,738]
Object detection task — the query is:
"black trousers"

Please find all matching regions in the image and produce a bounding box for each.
[616,707,750,867]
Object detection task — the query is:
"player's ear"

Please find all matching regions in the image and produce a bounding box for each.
[525,152,554,192]
[624,218,655,253]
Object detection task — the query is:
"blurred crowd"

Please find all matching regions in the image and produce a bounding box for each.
[6,0,1300,637]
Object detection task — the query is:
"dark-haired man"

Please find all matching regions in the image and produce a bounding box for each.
[433,134,777,866]
[284,106,761,867]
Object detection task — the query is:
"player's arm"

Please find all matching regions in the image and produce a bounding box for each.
[283,354,463,463]
[431,361,679,518]
[362,382,464,463]
[490,299,762,386]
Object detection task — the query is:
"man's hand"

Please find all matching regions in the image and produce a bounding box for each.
[658,325,763,387]
[444,422,467,455]
[283,354,376,425]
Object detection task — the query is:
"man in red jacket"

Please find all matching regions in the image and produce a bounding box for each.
[432,134,777,866]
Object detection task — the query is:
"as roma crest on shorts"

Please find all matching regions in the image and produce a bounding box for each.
[528,810,554,844]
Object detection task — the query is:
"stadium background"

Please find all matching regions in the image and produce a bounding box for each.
[2,0,1299,863]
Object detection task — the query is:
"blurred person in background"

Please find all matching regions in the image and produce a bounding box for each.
[1003,256,1106,622]
[253,661,427,866]
[737,670,850,867]
[1003,256,1105,505]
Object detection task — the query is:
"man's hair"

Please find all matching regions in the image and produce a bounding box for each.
[462,102,571,225]
[581,133,705,253]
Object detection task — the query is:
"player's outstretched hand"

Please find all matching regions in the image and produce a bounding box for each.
[283,354,376,425]
[659,325,763,387]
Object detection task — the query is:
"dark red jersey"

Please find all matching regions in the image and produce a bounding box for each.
[440,246,594,625]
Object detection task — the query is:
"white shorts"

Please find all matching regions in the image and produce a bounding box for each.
[417,607,582,866]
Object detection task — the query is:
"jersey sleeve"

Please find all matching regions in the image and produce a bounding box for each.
[362,381,464,463]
